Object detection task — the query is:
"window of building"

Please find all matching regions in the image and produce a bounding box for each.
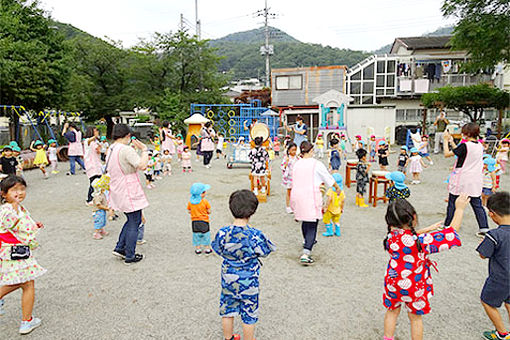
[275,75,303,90]
[350,82,361,94]
[363,64,374,80]
[377,61,386,73]
[351,71,361,80]
[362,96,373,105]
[363,82,374,94]
[376,75,385,87]
[387,60,396,73]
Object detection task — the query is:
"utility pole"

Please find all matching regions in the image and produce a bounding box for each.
[195,0,201,40]
[256,0,275,87]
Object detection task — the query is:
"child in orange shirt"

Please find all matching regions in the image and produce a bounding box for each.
[187,182,212,255]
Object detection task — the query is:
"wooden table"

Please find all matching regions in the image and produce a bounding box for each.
[345,159,358,188]
[369,171,390,207]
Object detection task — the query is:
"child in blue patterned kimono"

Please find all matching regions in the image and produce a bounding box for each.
[212,189,276,340]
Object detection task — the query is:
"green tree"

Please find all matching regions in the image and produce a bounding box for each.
[64,36,129,136]
[442,0,510,71]
[0,0,69,109]
[421,84,509,122]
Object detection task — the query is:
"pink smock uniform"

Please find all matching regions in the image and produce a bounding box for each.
[161,128,175,155]
[84,140,102,178]
[107,144,149,213]
[68,130,84,156]
[448,141,483,197]
[290,158,324,222]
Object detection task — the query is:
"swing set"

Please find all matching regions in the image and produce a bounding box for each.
[0,105,85,149]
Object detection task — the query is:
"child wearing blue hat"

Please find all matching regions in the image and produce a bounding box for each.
[47,139,59,174]
[407,147,427,184]
[30,140,49,179]
[322,173,345,237]
[187,183,212,255]
[384,171,410,202]
[0,145,18,175]
[377,140,389,170]
[99,136,109,162]
[397,146,409,174]
[482,157,497,206]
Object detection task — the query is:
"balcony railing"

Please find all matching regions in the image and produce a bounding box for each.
[397,74,493,95]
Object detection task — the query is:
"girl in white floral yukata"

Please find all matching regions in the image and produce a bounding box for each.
[0,175,46,335]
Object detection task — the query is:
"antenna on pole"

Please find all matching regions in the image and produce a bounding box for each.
[256,0,276,87]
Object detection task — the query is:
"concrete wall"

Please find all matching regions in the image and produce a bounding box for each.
[346,106,396,144]
[271,66,346,107]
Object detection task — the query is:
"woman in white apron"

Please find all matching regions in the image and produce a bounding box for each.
[62,123,86,175]
[443,123,488,236]
[107,124,149,265]
[200,121,216,168]
[84,127,103,204]
[159,121,175,156]
[290,141,340,265]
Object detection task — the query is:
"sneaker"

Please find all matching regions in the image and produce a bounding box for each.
[92,232,102,240]
[195,249,202,255]
[85,201,94,207]
[99,229,109,237]
[137,239,146,245]
[300,254,315,265]
[124,254,144,265]
[66,172,72,176]
[112,250,126,259]
[51,170,59,174]
[0,298,5,316]
[229,335,241,340]
[204,249,212,255]
[285,206,293,214]
[482,330,510,339]
[19,317,41,335]
[429,161,434,165]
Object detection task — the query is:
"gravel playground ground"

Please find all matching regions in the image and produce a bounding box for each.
[0,149,509,340]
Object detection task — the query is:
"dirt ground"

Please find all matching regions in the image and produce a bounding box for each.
[0,149,509,340]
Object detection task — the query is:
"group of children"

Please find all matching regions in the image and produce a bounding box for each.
[0,139,60,179]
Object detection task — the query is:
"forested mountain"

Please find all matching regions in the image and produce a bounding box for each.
[209,27,371,80]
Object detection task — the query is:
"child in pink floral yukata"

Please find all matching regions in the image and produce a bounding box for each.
[0,175,46,335]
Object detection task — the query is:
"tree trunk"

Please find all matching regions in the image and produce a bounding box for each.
[497,108,503,138]
[105,116,114,139]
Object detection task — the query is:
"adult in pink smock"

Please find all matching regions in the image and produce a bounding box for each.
[290,141,340,265]
[107,124,149,265]
[200,121,216,168]
[62,122,86,175]
[443,122,489,236]
[159,121,175,156]
[84,127,103,204]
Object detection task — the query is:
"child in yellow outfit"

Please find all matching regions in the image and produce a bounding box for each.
[322,173,345,237]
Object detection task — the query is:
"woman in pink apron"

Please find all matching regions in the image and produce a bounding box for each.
[200,122,216,168]
[84,127,103,204]
[290,141,340,265]
[159,121,175,156]
[107,124,149,265]
[62,122,86,175]
[443,122,488,236]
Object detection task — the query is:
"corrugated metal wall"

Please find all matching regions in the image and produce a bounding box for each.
[271,66,346,106]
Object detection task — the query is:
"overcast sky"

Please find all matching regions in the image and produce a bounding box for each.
[39,0,457,51]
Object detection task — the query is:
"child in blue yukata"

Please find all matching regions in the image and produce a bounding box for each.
[477,192,510,340]
[385,171,411,202]
[212,189,276,340]
[329,138,342,172]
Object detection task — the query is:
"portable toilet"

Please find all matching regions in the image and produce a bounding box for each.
[184,113,210,148]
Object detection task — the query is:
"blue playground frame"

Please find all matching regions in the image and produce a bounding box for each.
[190,100,279,141]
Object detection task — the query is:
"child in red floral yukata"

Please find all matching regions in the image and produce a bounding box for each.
[382,195,469,340]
